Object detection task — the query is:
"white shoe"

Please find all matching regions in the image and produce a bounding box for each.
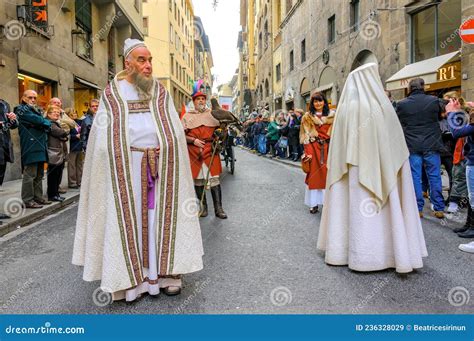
[459,241,474,253]
[447,202,459,213]
[430,203,434,211]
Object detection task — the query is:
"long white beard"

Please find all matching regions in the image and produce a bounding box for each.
[132,73,153,101]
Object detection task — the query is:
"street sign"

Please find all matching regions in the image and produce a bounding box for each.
[460,18,474,44]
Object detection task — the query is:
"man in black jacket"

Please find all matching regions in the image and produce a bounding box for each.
[0,99,18,219]
[396,78,445,219]
[15,90,52,209]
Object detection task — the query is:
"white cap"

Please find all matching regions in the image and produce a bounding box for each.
[123,38,147,58]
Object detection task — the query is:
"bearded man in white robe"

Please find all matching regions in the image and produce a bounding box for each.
[72,39,204,301]
[317,63,427,273]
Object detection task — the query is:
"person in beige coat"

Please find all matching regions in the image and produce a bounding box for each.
[45,105,68,202]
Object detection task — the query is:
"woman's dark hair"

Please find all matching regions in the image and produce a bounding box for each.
[309,91,330,116]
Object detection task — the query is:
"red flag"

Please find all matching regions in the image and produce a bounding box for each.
[180,103,186,119]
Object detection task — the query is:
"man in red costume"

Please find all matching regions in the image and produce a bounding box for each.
[182,91,227,219]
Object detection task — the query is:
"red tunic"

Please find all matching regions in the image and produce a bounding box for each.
[186,126,222,179]
[304,123,331,190]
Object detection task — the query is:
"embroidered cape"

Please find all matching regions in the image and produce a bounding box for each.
[72,73,204,293]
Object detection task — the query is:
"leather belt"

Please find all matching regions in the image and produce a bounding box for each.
[130,146,160,268]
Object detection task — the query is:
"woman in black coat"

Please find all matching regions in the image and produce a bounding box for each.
[287,109,302,161]
[0,99,18,219]
[0,100,18,186]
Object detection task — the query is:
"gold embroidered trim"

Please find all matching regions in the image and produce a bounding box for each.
[128,100,150,113]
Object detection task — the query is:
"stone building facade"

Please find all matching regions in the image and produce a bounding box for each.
[255,0,274,112]
[0,0,143,181]
[255,0,468,112]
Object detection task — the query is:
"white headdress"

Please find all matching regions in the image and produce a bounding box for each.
[326,63,409,207]
[123,38,147,58]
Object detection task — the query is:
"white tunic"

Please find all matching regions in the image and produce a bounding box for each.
[72,75,204,300]
[305,187,325,207]
[115,80,180,301]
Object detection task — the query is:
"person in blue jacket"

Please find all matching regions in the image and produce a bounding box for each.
[447,98,474,252]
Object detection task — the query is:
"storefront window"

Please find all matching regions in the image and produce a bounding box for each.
[411,0,461,62]
[18,73,52,110]
[74,83,97,118]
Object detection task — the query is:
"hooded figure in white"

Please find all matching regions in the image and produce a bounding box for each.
[317,63,428,273]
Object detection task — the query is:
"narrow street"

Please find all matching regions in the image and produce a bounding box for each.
[0,148,472,314]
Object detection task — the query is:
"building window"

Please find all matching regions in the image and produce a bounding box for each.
[301,39,306,63]
[75,0,93,60]
[328,15,336,44]
[350,0,359,31]
[289,50,294,71]
[171,55,174,76]
[276,63,281,82]
[264,20,269,50]
[411,0,461,62]
[143,17,149,36]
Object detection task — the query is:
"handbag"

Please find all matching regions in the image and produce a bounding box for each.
[47,147,63,166]
[301,141,318,174]
[278,136,288,149]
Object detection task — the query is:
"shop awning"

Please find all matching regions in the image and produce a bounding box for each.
[385,51,460,91]
[74,76,101,90]
[314,82,334,93]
